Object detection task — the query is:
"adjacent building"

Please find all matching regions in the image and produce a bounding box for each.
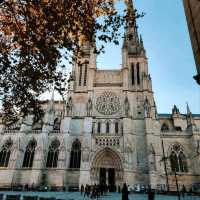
[0,0,200,191]
[183,0,200,85]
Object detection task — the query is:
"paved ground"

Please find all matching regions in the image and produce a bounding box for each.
[0,192,200,200]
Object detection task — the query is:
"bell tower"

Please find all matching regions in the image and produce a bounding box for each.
[72,41,97,92]
[122,0,151,92]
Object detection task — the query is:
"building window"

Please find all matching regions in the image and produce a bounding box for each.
[106,122,110,133]
[46,140,60,168]
[79,64,82,86]
[161,123,169,132]
[84,63,88,86]
[170,151,179,172]
[131,63,135,85]
[178,152,188,172]
[115,122,119,134]
[169,144,188,173]
[0,140,13,167]
[97,122,101,133]
[22,140,37,168]
[136,63,140,85]
[53,118,60,130]
[69,139,81,169]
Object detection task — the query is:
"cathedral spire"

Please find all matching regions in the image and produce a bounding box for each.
[46,84,55,114]
[123,0,145,56]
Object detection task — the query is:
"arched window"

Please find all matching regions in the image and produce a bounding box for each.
[79,64,82,86]
[170,151,179,172]
[115,122,119,134]
[53,118,60,130]
[179,152,188,172]
[69,139,81,169]
[84,63,88,86]
[131,63,135,85]
[97,122,101,133]
[161,123,169,132]
[22,140,37,168]
[169,144,188,173]
[136,63,140,85]
[106,122,110,133]
[46,140,60,168]
[0,140,13,167]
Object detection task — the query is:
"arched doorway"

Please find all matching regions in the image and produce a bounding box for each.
[91,148,123,191]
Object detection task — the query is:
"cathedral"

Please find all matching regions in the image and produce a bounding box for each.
[0,0,200,192]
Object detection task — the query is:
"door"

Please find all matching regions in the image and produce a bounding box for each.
[99,168,106,186]
[108,168,115,191]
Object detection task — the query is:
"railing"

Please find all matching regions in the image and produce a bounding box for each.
[1,130,19,134]
[94,135,121,147]
[1,129,62,135]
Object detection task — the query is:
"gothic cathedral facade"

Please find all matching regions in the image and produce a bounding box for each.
[0,0,200,191]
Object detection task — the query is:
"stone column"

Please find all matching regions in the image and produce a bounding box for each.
[110,121,115,135]
[145,117,165,189]
[79,117,93,186]
[106,169,109,185]
[102,121,106,134]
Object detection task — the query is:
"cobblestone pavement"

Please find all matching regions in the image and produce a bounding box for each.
[0,192,200,200]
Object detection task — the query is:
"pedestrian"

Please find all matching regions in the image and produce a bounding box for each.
[122,183,129,200]
[118,185,121,193]
[84,184,88,198]
[81,184,84,195]
[147,188,155,200]
[181,184,187,197]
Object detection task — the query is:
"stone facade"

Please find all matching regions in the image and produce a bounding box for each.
[0,0,200,192]
[183,0,200,84]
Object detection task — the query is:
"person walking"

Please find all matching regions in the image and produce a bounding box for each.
[147,188,155,200]
[81,184,84,195]
[122,183,129,200]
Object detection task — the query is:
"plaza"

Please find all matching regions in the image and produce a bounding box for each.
[0,0,200,194]
[0,192,200,200]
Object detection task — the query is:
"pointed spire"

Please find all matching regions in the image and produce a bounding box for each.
[186,102,191,115]
[123,0,145,56]
[140,34,144,48]
[47,84,55,114]
[125,0,137,37]
[126,0,135,21]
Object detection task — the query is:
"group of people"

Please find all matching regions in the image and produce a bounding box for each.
[80,184,110,199]
[80,183,155,200]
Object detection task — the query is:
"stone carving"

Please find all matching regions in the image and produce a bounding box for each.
[95,91,120,115]
[66,97,73,116]
[86,98,93,116]
[124,96,130,117]
[82,148,90,162]
[148,144,156,171]
[144,97,151,118]
[172,105,180,115]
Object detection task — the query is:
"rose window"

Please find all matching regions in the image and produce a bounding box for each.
[95,91,120,115]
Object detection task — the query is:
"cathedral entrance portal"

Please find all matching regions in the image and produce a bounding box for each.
[99,168,115,188]
[91,148,123,191]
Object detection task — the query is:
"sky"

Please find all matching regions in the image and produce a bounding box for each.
[97,0,200,114]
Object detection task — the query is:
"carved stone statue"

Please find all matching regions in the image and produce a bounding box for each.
[86,98,93,116]
[148,144,156,171]
[82,148,90,162]
[66,97,73,116]
[144,97,151,118]
[124,96,130,117]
